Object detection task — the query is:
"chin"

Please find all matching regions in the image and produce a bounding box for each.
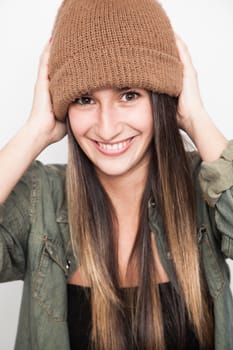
[95,165,132,178]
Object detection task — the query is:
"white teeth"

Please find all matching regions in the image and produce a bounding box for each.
[98,140,130,151]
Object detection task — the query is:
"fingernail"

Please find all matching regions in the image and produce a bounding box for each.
[49,37,53,44]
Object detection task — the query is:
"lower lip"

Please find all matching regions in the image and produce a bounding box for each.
[94,138,134,156]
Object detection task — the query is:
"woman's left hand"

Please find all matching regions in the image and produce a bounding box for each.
[175,34,228,161]
[175,34,205,135]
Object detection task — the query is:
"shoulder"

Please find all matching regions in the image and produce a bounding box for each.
[186,151,206,206]
[23,160,67,191]
[20,161,68,218]
[25,160,66,179]
[186,150,202,176]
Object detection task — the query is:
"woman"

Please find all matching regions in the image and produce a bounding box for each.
[0,0,232,349]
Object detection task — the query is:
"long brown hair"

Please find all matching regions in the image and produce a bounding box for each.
[66,92,214,349]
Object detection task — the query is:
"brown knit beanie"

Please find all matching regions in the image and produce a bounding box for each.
[49,0,182,121]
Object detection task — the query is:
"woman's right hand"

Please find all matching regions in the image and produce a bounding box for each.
[27,40,67,147]
[0,40,67,204]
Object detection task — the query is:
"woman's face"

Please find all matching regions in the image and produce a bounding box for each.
[68,87,153,179]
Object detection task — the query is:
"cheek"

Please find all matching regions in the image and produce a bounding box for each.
[68,109,89,138]
[133,105,153,135]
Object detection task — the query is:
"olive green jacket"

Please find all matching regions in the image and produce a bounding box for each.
[1,142,233,349]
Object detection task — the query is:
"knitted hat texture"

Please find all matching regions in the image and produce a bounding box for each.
[49,0,183,121]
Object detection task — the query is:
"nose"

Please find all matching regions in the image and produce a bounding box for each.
[95,105,122,141]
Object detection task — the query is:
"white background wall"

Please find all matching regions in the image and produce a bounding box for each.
[0,0,232,349]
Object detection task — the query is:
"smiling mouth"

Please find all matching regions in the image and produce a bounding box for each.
[95,137,134,154]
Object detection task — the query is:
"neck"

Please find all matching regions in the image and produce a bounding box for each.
[97,163,149,220]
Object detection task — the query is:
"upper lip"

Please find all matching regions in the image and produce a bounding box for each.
[94,137,135,145]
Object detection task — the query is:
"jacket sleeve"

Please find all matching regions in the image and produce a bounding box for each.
[0,165,34,282]
[199,140,233,259]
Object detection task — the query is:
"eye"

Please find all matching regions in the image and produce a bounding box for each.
[121,91,140,102]
[73,96,94,105]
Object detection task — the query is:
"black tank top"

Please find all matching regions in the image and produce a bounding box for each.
[67,282,202,350]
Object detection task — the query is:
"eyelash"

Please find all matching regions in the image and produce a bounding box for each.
[121,91,140,102]
[73,90,141,105]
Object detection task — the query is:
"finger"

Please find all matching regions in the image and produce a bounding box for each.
[39,38,52,67]
[175,35,190,61]
[37,40,52,83]
[175,34,195,73]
